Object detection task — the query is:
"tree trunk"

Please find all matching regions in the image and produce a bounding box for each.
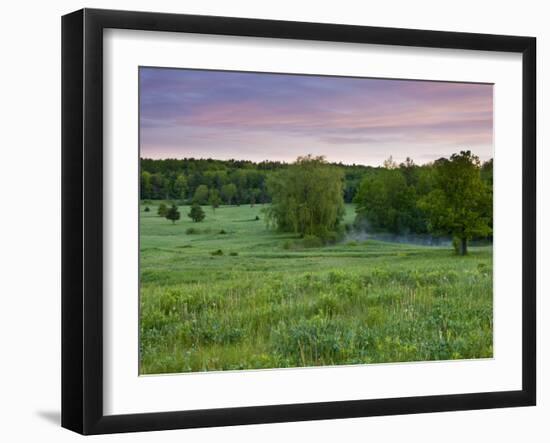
[460,237,468,255]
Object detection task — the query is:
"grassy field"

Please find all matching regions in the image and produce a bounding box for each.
[139,202,493,374]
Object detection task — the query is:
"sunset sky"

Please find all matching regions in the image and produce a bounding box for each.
[139,67,493,166]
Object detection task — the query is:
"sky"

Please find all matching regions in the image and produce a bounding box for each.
[139,67,493,166]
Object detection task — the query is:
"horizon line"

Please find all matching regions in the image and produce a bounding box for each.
[139,153,494,168]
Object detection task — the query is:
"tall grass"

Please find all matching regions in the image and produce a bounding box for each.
[139,202,492,374]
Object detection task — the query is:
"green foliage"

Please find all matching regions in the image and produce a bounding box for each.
[188,203,206,223]
[265,155,345,240]
[221,183,238,205]
[173,174,188,200]
[140,158,377,206]
[144,206,150,212]
[419,151,492,255]
[157,203,168,217]
[139,203,492,374]
[193,184,209,205]
[302,235,323,248]
[354,168,426,234]
[140,171,153,199]
[164,204,180,224]
[208,188,221,212]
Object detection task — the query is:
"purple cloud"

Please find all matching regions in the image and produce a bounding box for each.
[139,67,493,166]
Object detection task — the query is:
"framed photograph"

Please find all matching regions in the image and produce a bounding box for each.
[61,8,536,435]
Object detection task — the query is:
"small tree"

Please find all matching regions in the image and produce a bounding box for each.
[208,189,221,213]
[188,203,205,223]
[157,203,168,217]
[144,206,150,212]
[383,155,398,170]
[165,204,180,224]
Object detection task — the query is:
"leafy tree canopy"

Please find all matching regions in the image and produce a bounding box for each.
[265,155,344,239]
[418,150,492,255]
[221,183,238,205]
[157,202,168,217]
[208,189,221,212]
[165,204,180,224]
[188,203,206,223]
[354,169,426,235]
[193,184,209,205]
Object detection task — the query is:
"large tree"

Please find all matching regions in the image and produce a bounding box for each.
[419,151,492,255]
[221,183,237,205]
[173,174,188,200]
[354,169,425,234]
[193,184,209,205]
[265,155,344,239]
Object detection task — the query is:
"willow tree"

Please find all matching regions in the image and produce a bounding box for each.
[419,151,492,255]
[265,155,344,239]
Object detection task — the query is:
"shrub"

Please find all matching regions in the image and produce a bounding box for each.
[302,235,323,248]
[211,249,224,256]
[185,227,199,235]
[219,229,227,234]
[315,293,341,317]
[271,316,347,365]
[144,206,150,212]
[165,205,180,224]
[255,215,260,221]
[157,203,168,217]
[282,240,293,250]
[188,203,205,222]
[327,269,348,285]
[229,252,239,256]
[325,230,344,244]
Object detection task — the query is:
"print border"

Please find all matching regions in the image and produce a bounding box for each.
[62,8,536,434]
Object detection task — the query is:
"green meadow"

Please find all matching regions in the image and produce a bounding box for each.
[139,203,493,374]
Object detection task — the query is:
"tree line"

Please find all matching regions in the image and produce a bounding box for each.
[353,153,492,254]
[142,153,493,255]
[140,157,373,205]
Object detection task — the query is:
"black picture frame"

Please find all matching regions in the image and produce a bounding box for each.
[61,8,536,435]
